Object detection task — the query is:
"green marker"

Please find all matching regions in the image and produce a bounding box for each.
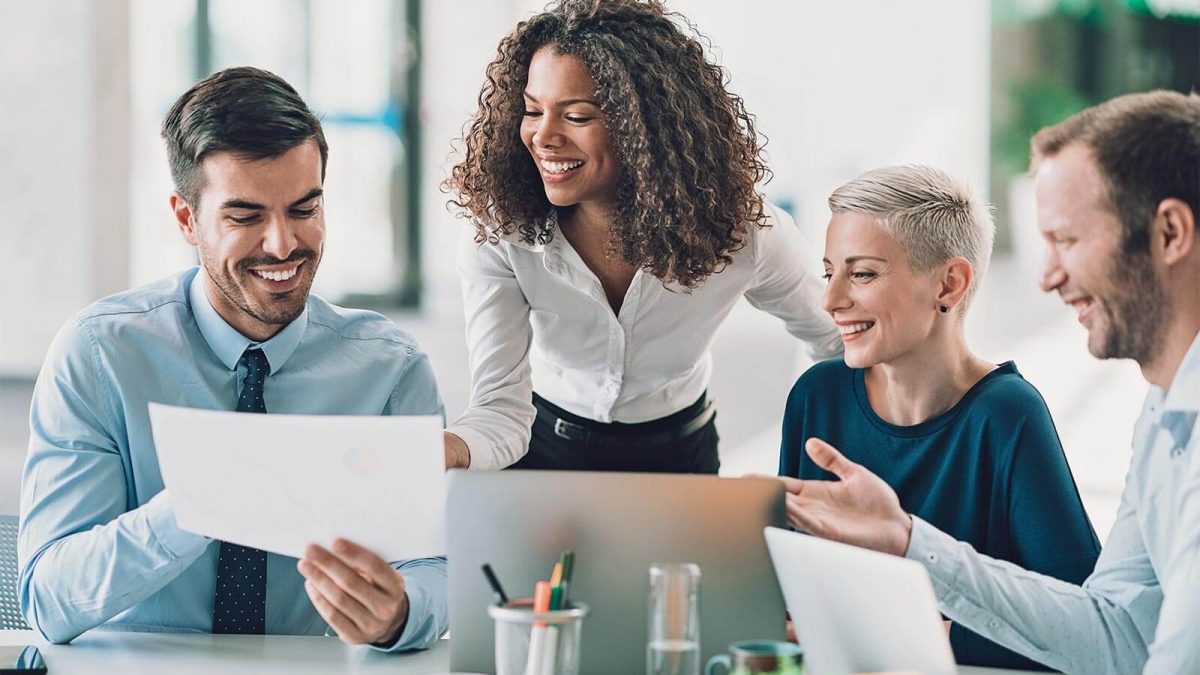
[559,550,575,606]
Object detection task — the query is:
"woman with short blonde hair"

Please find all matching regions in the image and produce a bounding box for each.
[780,165,1100,670]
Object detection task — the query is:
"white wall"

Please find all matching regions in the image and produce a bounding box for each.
[0,1,131,377]
[680,1,991,244]
[419,0,530,311]
[126,0,202,294]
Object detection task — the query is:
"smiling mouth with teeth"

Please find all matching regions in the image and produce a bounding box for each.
[540,159,585,174]
[252,266,299,282]
[839,322,875,335]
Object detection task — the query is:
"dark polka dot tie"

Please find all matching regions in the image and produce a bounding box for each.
[212,348,270,634]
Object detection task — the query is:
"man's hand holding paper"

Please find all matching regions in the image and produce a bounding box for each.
[298,539,411,646]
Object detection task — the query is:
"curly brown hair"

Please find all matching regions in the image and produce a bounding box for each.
[444,0,770,289]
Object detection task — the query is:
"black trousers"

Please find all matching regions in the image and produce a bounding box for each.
[510,392,720,473]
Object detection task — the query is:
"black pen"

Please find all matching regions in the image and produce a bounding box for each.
[482,563,510,606]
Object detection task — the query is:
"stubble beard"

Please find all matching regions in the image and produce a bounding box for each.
[199,247,321,328]
[1093,248,1166,367]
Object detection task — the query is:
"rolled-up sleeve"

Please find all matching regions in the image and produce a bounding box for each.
[445,227,536,470]
[743,204,842,361]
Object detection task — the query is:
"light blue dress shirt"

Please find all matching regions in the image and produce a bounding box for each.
[18,267,448,650]
[906,332,1200,675]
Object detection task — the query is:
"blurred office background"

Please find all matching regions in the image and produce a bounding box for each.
[1,0,1197,539]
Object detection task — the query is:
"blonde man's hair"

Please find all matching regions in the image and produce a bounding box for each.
[827,164,995,310]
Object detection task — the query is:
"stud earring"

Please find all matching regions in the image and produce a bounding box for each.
[939,305,949,314]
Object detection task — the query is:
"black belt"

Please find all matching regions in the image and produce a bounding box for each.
[534,394,716,447]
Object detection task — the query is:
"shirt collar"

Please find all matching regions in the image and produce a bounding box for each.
[1161,330,1200,414]
[188,267,308,375]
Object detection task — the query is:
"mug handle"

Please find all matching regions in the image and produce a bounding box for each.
[705,653,732,675]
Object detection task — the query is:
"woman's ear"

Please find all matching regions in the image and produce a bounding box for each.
[935,257,974,313]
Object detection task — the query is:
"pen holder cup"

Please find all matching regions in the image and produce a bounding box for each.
[488,599,589,675]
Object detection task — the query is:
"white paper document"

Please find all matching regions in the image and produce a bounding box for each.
[149,403,445,561]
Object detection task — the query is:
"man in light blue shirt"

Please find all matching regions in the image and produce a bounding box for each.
[18,66,448,651]
[779,90,1200,674]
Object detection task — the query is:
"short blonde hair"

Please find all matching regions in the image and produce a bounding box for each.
[828,165,995,309]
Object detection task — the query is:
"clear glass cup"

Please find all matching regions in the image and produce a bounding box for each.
[488,598,589,675]
[647,562,701,675]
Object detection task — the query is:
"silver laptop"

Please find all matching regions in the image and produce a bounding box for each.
[764,526,957,675]
[447,470,787,674]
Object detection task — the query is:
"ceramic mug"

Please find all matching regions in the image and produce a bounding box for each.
[705,640,804,675]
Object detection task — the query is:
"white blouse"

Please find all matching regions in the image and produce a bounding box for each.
[447,202,842,470]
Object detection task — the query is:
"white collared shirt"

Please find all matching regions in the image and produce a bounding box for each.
[906,331,1200,674]
[446,203,842,470]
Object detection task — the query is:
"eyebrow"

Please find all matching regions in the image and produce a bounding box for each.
[220,198,265,211]
[219,188,323,212]
[289,188,323,208]
[822,255,889,265]
[522,92,600,107]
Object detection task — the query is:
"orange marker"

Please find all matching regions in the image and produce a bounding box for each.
[533,580,552,617]
[527,580,556,674]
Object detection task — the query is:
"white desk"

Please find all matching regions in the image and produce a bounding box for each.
[0,630,450,674]
[1,629,1050,674]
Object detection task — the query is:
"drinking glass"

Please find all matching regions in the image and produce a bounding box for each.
[647,562,701,675]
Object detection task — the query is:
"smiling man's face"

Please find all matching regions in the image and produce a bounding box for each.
[1035,143,1166,365]
[175,139,325,341]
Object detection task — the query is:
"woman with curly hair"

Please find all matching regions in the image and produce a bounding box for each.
[442,0,841,472]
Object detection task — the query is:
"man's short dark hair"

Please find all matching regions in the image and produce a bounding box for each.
[1030,90,1200,255]
[161,66,328,207]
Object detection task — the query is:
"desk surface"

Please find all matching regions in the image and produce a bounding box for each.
[1,630,1049,674]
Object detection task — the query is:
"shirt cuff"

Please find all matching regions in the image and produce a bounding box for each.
[381,585,431,652]
[444,424,503,471]
[371,558,447,653]
[904,516,1010,640]
[905,515,964,594]
[143,490,211,560]
[904,516,1067,670]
